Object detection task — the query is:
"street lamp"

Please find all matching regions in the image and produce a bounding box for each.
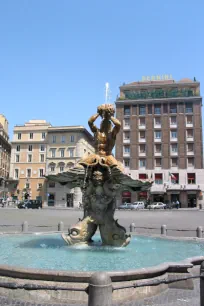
[0,145,5,199]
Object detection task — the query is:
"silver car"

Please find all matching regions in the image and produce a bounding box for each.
[131,202,145,210]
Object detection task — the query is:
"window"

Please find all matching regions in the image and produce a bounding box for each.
[60,148,65,157]
[155,144,161,153]
[124,146,130,153]
[171,173,179,184]
[52,135,56,143]
[17,133,21,140]
[155,131,161,139]
[124,132,130,140]
[187,143,194,152]
[42,132,46,139]
[187,173,196,184]
[60,166,64,172]
[124,160,130,167]
[124,118,130,126]
[49,182,55,188]
[15,155,20,162]
[70,135,75,142]
[171,158,178,167]
[154,104,161,114]
[155,158,162,167]
[61,135,65,143]
[139,174,147,180]
[40,154,45,162]
[155,173,163,184]
[30,133,33,139]
[68,148,74,157]
[28,145,32,151]
[187,130,193,138]
[139,105,146,115]
[50,148,56,158]
[124,106,130,116]
[139,118,145,126]
[188,157,194,167]
[14,169,19,179]
[37,183,42,190]
[140,131,145,139]
[27,169,31,178]
[186,103,193,113]
[139,144,146,153]
[28,154,32,162]
[170,104,177,113]
[25,183,30,189]
[163,104,168,113]
[154,117,161,126]
[16,145,20,152]
[170,116,177,125]
[50,165,55,172]
[139,159,146,168]
[39,169,44,177]
[171,130,177,138]
[171,144,178,152]
[186,115,193,124]
[40,145,45,152]
[148,105,152,114]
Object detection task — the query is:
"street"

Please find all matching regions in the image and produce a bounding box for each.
[0,208,203,237]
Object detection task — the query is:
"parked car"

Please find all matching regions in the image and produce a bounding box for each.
[147,202,166,210]
[118,203,134,210]
[18,200,42,209]
[131,201,145,210]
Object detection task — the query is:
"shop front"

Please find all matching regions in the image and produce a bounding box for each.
[122,190,131,203]
[187,191,197,208]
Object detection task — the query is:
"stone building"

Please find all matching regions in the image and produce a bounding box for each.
[10,120,51,202]
[115,77,204,208]
[46,126,94,207]
[0,114,12,198]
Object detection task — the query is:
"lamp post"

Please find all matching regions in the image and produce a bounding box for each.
[0,145,5,199]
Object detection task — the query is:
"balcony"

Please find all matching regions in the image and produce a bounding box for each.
[154,123,161,129]
[186,136,194,141]
[139,151,146,157]
[154,138,161,143]
[123,139,130,144]
[186,123,193,128]
[139,125,146,130]
[171,151,178,156]
[123,125,130,130]
[170,137,178,142]
[123,152,130,157]
[187,151,194,156]
[154,152,162,156]
[139,138,146,143]
[170,123,177,128]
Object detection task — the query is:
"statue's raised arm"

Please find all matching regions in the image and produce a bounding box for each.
[110,116,121,138]
[88,113,99,133]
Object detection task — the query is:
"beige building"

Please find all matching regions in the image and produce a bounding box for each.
[115,77,204,208]
[10,120,51,202]
[0,114,12,198]
[46,126,94,207]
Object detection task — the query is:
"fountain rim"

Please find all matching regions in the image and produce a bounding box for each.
[0,231,203,282]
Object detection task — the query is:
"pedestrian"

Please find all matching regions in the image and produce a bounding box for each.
[176,199,179,209]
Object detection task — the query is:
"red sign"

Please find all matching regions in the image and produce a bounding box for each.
[122,191,131,197]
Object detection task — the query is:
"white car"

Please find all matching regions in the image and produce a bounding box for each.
[131,202,145,210]
[147,202,166,209]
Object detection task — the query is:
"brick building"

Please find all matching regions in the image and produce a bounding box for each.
[115,77,204,208]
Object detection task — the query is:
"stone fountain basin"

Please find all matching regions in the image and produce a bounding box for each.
[0,232,203,303]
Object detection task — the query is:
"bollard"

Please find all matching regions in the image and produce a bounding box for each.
[58,221,64,232]
[161,224,167,236]
[197,226,203,238]
[129,222,135,232]
[22,221,28,232]
[200,261,204,306]
[199,204,203,210]
[88,272,112,306]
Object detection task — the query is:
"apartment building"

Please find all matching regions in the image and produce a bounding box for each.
[115,77,204,208]
[10,120,51,202]
[46,126,94,207]
[0,114,12,198]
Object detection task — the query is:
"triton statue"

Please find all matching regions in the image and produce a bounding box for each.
[47,104,151,247]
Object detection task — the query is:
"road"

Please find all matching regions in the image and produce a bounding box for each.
[0,208,203,237]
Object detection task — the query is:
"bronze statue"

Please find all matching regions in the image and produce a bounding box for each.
[47,104,152,247]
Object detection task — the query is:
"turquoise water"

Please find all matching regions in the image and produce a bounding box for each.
[0,234,203,271]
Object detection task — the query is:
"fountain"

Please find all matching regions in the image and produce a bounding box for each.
[47,103,151,247]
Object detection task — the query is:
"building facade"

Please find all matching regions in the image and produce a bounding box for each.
[46,126,94,208]
[115,78,204,208]
[0,114,12,198]
[10,121,94,207]
[10,120,51,202]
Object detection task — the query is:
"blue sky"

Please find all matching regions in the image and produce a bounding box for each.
[0,0,203,137]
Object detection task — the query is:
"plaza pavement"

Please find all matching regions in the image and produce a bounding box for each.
[0,209,203,305]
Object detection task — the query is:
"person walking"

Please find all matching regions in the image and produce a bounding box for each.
[176,199,179,209]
